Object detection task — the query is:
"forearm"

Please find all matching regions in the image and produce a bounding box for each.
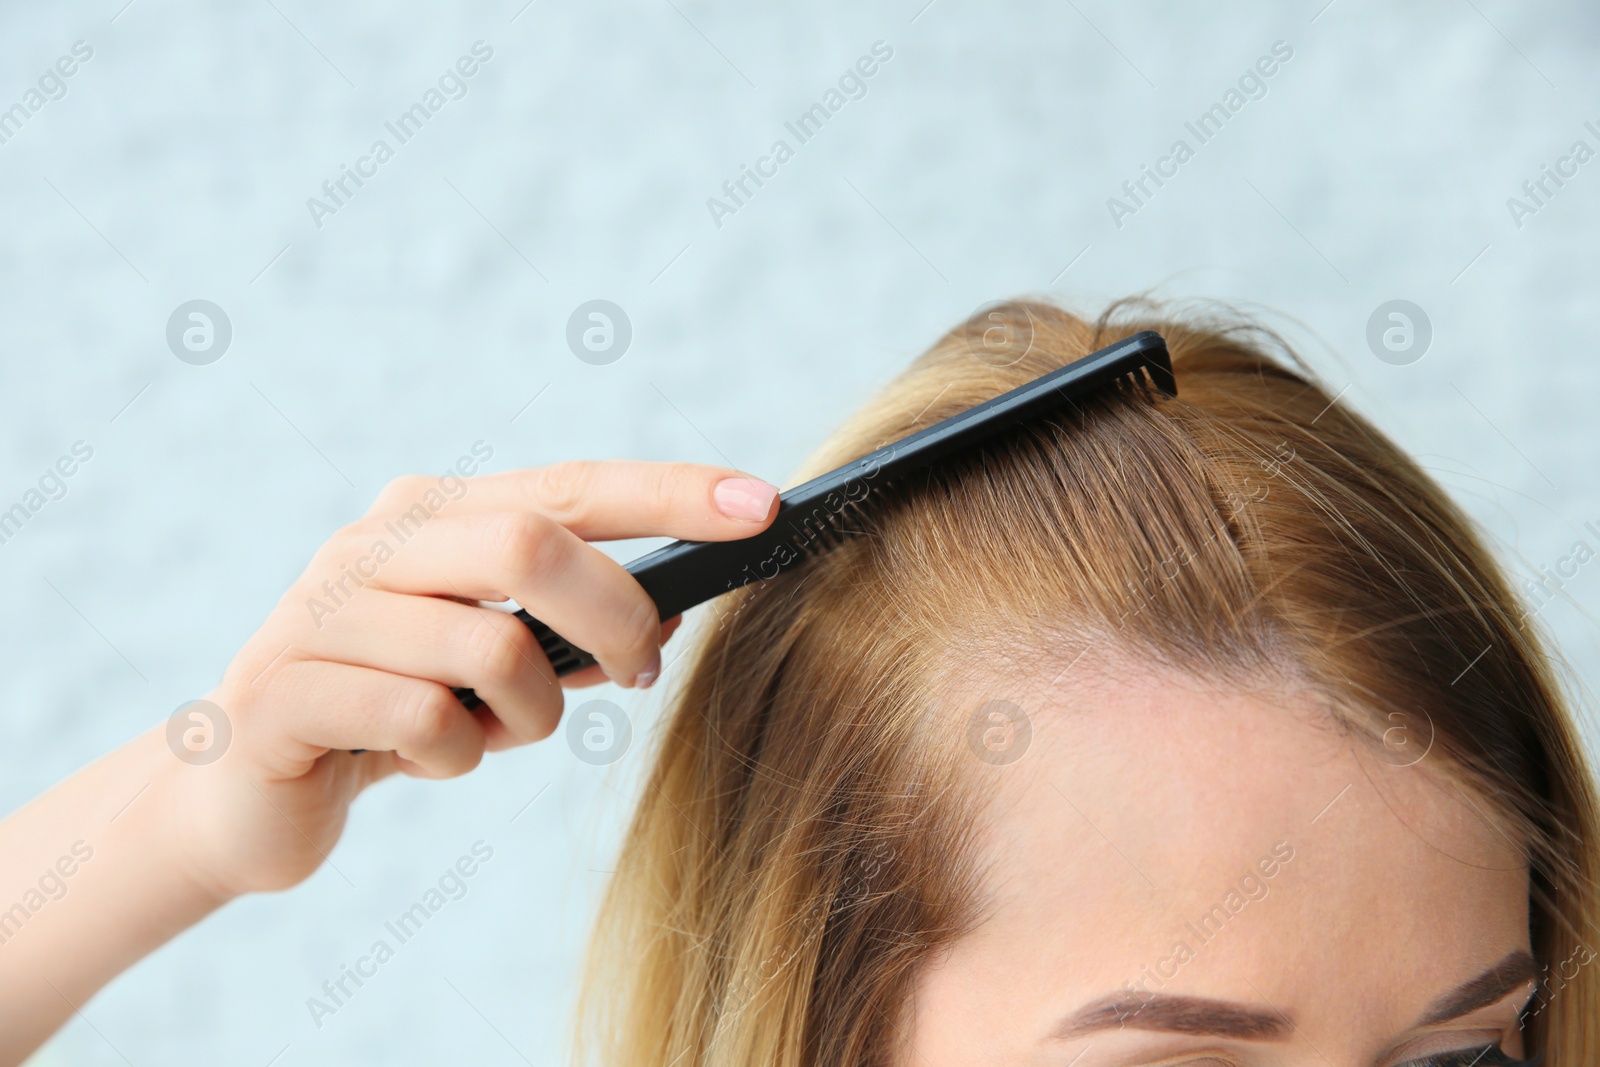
[0,726,229,1064]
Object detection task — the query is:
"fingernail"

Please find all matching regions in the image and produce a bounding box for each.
[714,477,779,522]
[635,649,661,690]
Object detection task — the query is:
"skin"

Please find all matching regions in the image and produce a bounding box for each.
[904,661,1534,1067]
[0,461,781,1064]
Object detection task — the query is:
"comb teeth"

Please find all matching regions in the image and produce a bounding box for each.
[1113,365,1145,390]
[789,480,895,558]
[1101,363,1167,399]
[528,615,596,675]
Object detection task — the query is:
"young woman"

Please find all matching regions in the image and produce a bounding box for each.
[1,301,1594,1066]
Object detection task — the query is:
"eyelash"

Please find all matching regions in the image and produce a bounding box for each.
[1396,1045,1543,1067]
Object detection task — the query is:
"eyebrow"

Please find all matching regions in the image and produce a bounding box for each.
[1055,993,1291,1040]
[1054,949,1539,1042]
[1418,950,1538,1025]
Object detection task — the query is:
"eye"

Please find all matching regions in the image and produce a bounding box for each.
[1392,1044,1541,1067]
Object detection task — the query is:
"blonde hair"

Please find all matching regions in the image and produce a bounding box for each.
[577,299,1600,1065]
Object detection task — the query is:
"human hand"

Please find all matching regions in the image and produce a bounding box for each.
[156,460,779,899]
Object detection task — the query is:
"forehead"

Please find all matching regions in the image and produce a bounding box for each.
[917,663,1529,1060]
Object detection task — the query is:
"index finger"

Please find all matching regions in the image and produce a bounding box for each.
[366,461,780,542]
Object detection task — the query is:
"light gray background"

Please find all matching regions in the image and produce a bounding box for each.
[2,1,1597,1064]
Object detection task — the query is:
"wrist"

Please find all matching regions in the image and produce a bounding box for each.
[142,726,248,911]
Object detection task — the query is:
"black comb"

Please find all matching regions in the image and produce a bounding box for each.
[443,330,1174,711]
